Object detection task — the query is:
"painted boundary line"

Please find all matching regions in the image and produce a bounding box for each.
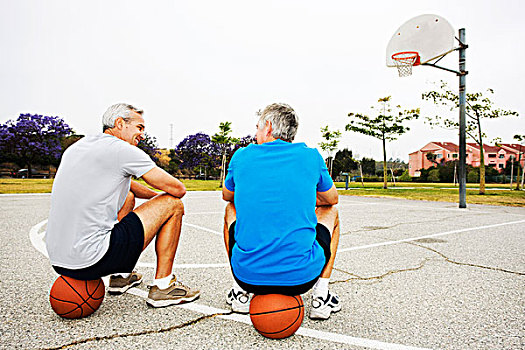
[30,219,431,349]
[339,219,525,253]
[29,220,228,268]
[126,288,430,350]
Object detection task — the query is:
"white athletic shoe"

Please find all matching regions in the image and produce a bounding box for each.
[226,288,252,314]
[309,290,341,320]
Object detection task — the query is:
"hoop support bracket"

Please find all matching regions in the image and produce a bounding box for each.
[421,62,468,76]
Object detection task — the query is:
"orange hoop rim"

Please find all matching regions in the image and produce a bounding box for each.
[392,51,421,66]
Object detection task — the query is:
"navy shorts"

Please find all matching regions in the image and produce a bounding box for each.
[53,212,145,280]
[228,222,332,295]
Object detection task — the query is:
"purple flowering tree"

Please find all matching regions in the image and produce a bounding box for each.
[176,133,221,175]
[0,113,73,177]
[137,132,161,165]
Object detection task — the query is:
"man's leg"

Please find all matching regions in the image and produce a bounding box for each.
[315,205,340,278]
[117,191,135,221]
[310,205,341,320]
[133,193,200,307]
[109,191,143,294]
[223,202,236,255]
[134,193,184,278]
[223,202,251,313]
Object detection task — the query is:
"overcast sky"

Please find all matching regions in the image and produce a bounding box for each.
[1,0,523,161]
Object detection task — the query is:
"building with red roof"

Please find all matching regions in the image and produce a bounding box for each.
[408,141,524,177]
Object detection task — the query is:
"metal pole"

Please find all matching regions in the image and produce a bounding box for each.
[458,28,467,208]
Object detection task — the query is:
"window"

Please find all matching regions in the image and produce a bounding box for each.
[488,154,496,158]
[452,153,458,158]
[498,154,505,159]
[436,154,443,159]
[498,164,504,169]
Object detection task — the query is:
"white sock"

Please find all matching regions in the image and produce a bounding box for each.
[154,275,174,289]
[313,277,329,298]
[115,273,131,278]
[232,279,247,293]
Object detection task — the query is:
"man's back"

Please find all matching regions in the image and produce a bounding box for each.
[46,134,155,269]
[225,139,333,286]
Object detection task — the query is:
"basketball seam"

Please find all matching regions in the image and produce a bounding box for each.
[250,304,304,316]
[60,277,98,313]
[255,307,304,336]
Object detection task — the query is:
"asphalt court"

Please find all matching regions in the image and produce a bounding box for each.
[1,192,524,349]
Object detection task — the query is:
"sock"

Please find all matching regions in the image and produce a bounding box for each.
[232,279,247,293]
[115,273,131,278]
[154,275,174,289]
[313,277,329,298]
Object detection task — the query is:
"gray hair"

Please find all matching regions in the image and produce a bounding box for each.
[257,103,299,142]
[102,103,143,131]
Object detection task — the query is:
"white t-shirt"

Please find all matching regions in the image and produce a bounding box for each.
[46,134,156,269]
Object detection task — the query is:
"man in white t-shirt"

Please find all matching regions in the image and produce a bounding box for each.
[46,103,199,308]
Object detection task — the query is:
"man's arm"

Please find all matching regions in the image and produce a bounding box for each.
[141,167,186,198]
[316,184,338,206]
[130,179,158,199]
[222,186,234,202]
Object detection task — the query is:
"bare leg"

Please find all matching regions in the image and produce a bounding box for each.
[315,206,340,278]
[117,191,135,221]
[223,202,237,256]
[133,194,185,279]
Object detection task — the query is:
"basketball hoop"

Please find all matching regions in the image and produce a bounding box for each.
[392,51,420,77]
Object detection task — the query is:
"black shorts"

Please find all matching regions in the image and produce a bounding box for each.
[228,221,332,296]
[52,212,145,280]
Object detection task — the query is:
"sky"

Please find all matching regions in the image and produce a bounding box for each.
[1,0,524,162]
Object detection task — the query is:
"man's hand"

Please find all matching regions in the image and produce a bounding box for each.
[316,184,338,206]
[141,167,186,198]
[222,186,234,202]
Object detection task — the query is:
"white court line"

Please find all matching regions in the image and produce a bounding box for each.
[183,222,222,236]
[29,220,227,269]
[127,288,430,350]
[339,219,525,253]
[136,262,228,269]
[185,211,222,216]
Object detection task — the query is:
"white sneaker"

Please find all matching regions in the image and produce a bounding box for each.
[309,290,341,320]
[226,288,252,314]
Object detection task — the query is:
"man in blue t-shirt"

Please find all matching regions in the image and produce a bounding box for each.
[223,103,341,320]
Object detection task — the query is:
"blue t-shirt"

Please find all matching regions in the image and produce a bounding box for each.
[224,139,334,286]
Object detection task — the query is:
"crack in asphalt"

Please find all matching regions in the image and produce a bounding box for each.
[331,241,524,286]
[341,214,476,236]
[331,258,431,284]
[41,310,234,350]
[407,242,525,276]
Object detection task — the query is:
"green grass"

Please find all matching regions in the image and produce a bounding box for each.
[1,179,523,207]
[0,178,222,194]
[336,182,525,207]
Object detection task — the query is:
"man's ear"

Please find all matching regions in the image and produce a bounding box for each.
[114,117,125,130]
[266,121,273,136]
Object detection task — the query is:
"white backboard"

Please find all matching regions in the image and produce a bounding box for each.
[386,14,455,67]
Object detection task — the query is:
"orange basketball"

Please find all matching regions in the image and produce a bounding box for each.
[249,294,304,339]
[49,276,105,319]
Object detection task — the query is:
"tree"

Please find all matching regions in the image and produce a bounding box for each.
[513,134,525,190]
[318,126,342,177]
[212,122,239,188]
[0,113,73,176]
[426,152,442,167]
[166,149,181,175]
[360,157,376,175]
[422,81,519,194]
[346,96,419,189]
[176,133,221,174]
[137,133,161,165]
[428,169,440,182]
[332,148,358,180]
